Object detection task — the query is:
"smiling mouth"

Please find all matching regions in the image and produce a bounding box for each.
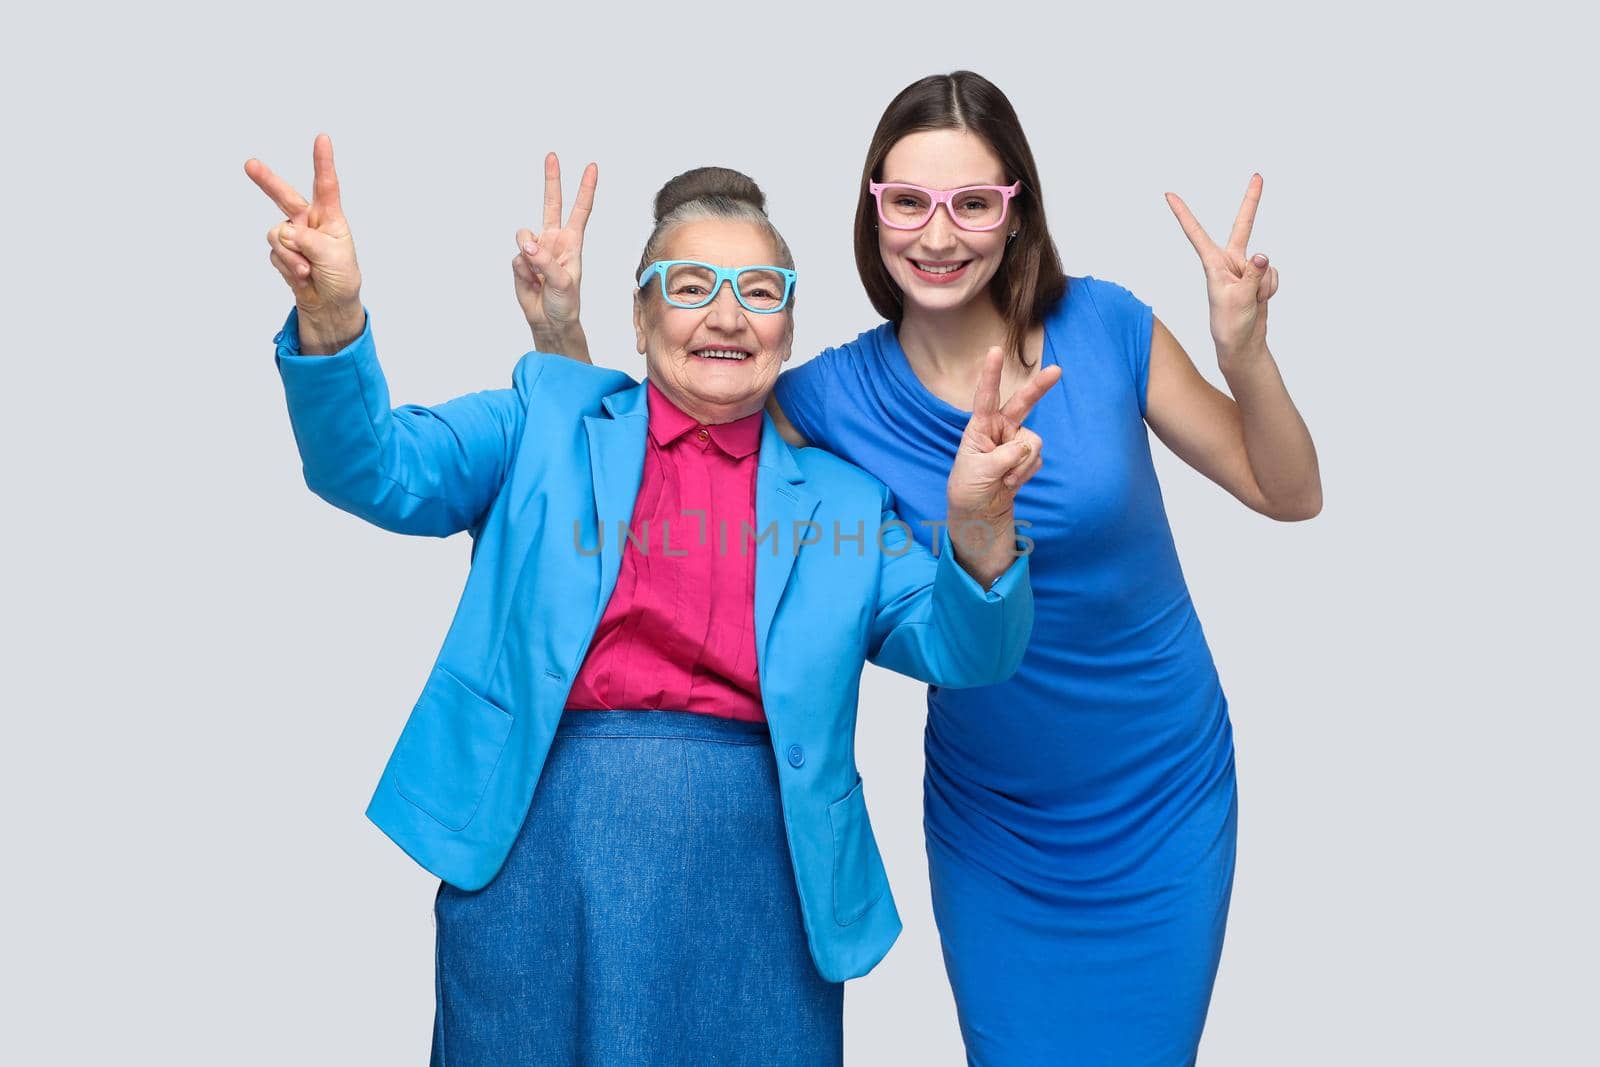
[909,259,971,281]
[693,347,752,361]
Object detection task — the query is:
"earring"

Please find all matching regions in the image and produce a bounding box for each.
[1006,231,1018,241]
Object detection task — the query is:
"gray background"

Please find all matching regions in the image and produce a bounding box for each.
[3,2,1594,1063]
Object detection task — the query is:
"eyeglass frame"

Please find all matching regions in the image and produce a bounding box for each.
[867,180,1024,232]
[636,259,798,315]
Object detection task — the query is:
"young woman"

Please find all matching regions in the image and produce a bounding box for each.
[521,71,1321,1066]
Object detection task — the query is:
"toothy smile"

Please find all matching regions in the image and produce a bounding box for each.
[694,347,752,361]
[908,259,972,283]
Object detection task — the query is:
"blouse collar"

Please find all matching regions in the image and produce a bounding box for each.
[645,379,763,459]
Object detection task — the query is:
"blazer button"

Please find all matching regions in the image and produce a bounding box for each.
[786,744,805,768]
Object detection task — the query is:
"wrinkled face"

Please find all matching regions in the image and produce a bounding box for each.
[635,218,794,424]
[878,128,1013,315]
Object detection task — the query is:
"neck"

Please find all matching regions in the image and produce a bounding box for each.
[896,294,1012,377]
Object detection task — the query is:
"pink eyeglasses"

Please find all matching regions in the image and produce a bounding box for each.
[868,181,1023,232]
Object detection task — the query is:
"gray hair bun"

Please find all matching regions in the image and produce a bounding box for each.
[653,167,768,222]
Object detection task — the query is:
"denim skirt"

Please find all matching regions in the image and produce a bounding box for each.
[429,710,843,1066]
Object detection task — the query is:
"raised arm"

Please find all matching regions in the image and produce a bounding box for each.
[248,134,526,537]
[245,133,365,353]
[1156,174,1322,520]
[944,346,1059,586]
[512,152,597,364]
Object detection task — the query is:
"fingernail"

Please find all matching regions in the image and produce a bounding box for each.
[281,224,295,237]
[1252,254,1268,268]
[523,241,538,255]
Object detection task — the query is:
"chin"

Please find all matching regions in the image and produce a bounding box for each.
[901,278,981,311]
[685,374,765,408]
[684,364,756,392]
[892,263,995,311]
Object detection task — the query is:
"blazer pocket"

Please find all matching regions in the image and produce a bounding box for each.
[827,775,889,926]
[393,664,514,831]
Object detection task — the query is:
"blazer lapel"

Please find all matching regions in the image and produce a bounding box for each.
[582,382,650,636]
[753,413,818,674]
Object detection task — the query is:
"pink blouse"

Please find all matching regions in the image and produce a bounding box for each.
[564,381,766,722]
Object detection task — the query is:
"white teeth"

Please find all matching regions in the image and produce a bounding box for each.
[915,261,963,275]
[696,348,749,360]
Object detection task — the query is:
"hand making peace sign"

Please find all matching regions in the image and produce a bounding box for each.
[946,347,1062,519]
[243,133,363,325]
[1165,173,1280,364]
[513,153,598,339]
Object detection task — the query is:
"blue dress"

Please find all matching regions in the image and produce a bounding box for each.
[775,276,1237,1066]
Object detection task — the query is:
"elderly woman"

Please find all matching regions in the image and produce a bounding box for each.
[246,135,1056,1066]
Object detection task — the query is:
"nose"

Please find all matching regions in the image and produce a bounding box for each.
[919,203,960,253]
[703,280,747,331]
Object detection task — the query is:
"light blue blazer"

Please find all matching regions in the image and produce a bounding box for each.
[272,307,1034,982]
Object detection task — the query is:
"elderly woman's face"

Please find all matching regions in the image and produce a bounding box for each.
[635,218,793,424]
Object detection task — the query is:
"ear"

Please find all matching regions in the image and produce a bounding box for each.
[633,296,648,356]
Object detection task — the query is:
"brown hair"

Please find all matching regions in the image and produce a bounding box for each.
[853,71,1066,367]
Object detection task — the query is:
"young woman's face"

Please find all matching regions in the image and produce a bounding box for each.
[635,218,794,423]
[877,128,1013,316]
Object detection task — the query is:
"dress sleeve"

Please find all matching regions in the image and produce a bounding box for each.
[772,350,834,449]
[1080,276,1156,418]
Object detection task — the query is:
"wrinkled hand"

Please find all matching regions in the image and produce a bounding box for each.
[244,133,362,325]
[513,153,597,339]
[1165,173,1280,364]
[947,346,1060,522]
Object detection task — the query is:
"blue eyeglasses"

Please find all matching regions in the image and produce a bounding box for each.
[637,260,797,314]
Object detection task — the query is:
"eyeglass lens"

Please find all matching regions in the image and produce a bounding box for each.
[878,185,1007,230]
[662,263,787,310]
